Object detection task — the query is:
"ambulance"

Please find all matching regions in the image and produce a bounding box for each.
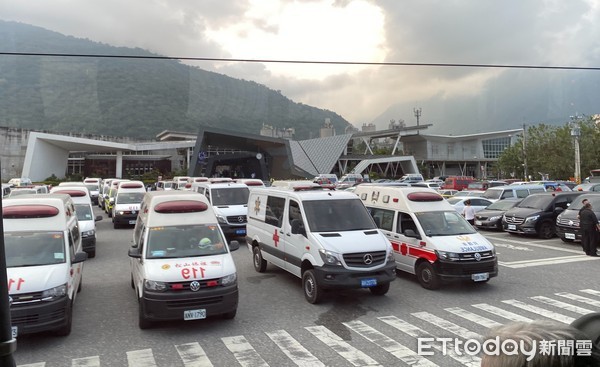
[50,186,103,258]
[112,180,146,228]
[3,194,88,336]
[353,185,498,290]
[246,183,396,304]
[128,191,239,329]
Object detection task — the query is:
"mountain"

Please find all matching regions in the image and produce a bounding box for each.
[0,21,351,140]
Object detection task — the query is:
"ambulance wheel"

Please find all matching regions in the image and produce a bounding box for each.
[416,262,440,290]
[138,301,152,329]
[55,301,73,336]
[369,282,390,296]
[88,250,96,259]
[222,309,237,319]
[253,246,267,273]
[302,269,323,304]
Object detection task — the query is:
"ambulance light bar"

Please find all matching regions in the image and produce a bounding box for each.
[3,205,60,219]
[120,183,144,189]
[154,200,208,213]
[53,189,87,197]
[406,192,444,202]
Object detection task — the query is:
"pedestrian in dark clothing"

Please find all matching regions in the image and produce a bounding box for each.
[579,202,600,256]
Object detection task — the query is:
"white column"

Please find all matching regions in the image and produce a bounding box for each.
[116,150,123,178]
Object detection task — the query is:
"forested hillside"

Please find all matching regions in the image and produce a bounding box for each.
[0,21,351,140]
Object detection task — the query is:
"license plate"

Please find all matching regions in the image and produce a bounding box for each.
[508,224,516,230]
[474,220,482,226]
[472,273,489,282]
[11,326,17,338]
[235,229,246,235]
[565,233,576,240]
[129,220,136,225]
[361,278,377,287]
[184,309,206,320]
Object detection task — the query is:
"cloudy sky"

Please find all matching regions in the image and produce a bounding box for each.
[2,0,600,133]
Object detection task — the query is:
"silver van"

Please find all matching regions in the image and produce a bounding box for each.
[482,184,546,203]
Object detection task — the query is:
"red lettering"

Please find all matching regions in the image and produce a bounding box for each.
[7,278,25,292]
[181,268,190,279]
[181,267,206,280]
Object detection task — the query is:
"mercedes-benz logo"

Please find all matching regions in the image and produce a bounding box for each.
[569,220,574,226]
[190,281,201,292]
[363,254,373,265]
[238,216,245,223]
[474,253,482,261]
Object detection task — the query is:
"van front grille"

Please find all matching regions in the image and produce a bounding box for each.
[343,251,386,268]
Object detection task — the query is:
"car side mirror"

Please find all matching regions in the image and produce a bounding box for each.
[228,240,240,252]
[72,251,88,264]
[404,229,420,239]
[128,247,142,258]
[95,215,103,222]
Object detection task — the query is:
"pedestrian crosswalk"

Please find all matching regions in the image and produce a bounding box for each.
[17,288,600,367]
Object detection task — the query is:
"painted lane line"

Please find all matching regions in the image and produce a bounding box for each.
[499,255,598,268]
[265,330,325,367]
[471,304,533,322]
[484,236,584,254]
[175,342,214,367]
[501,300,574,323]
[444,307,502,329]
[222,336,269,367]
[126,349,157,367]
[555,292,600,307]
[531,296,594,315]
[580,289,600,297]
[305,325,381,367]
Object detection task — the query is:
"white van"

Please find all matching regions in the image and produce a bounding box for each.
[3,194,88,336]
[112,180,146,229]
[353,185,498,290]
[83,177,101,204]
[481,183,546,203]
[336,173,364,189]
[246,185,396,304]
[128,191,239,329]
[192,182,250,239]
[50,186,103,258]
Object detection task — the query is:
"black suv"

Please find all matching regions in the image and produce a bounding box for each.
[556,193,600,243]
[502,192,583,239]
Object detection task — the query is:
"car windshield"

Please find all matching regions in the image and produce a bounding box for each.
[416,211,476,236]
[568,196,600,210]
[145,224,227,259]
[116,192,145,204]
[303,199,376,232]
[517,195,554,210]
[9,189,36,197]
[485,200,520,211]
[211,187,249,206]
[482,190,502,200]
[74,204,94,221]
[85,184,99,192]
[4,232,66,267]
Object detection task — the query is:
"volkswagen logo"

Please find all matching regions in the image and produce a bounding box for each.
[474,252,482,261]
[363,254,373,265]
[238,216,245,223]
[189,281,201,292]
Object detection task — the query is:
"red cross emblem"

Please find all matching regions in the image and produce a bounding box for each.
[273,229,280,247]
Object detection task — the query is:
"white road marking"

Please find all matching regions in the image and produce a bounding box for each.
[502,300,574,323]
[72,356,100,367]
[531,296,594,315]
[499,255,598,268]
[445,307,502,328]
[471,303,533,322]
[412,312,480,340]
[222,335,269,367]
[556,292,600,307]
[306,325,381,366]
[175,342,214,367]
[126,349,157,367]
[265,330,325,367]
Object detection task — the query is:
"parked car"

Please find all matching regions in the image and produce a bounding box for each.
[573,183,600,192]
[502,192,583,239]
[452,190,484,198]
[555,193,600,243]
[438,189,458,198]
[447,197,493,214]
[411,182,442,190]
[481,184,546,203]
[474,198,523,231]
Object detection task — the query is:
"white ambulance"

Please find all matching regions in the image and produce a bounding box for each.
[353,185,498,290]
[112,180,146,229]
[128,191,239,329]
[50,186,103,258]
[246,183,396,304]
[3,194,88,336]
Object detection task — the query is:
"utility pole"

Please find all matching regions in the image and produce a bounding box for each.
[414,108,422,134]
[571,115,582,184]
[522,124,528,181]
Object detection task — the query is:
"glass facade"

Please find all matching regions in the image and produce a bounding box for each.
[482,137,512,159]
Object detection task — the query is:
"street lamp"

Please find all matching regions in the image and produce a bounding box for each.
[522,124,528,181]
[570,115,583,184]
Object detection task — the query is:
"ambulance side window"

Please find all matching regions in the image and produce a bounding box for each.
[288,199,306,235]
[369,207,395,231]
[265,196,285,227]
[397,212,419,238]
[68,230,76,260]
[134,222,145,248]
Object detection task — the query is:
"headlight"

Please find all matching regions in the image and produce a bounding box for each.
[525,215,540,223]
[117,210,125,215]
[221,273,237,286]
[82,229,95,237]
[144,280,167,292]
[319,249,342,266]
[435,250,460,261]
[41,284,67,300]
[216,215,227,224]
[502,215,507,222]
[489,216,501,222]
[387,248,395,262]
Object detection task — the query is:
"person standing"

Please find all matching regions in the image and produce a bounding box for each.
[579,201,600,256]
[462,199,476,225]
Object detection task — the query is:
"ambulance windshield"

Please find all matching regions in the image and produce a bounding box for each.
[211,187,250,206]
[303,199,376,232]
[416,211,476,236]
[146,224,228,259]
[4,232,66,267]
